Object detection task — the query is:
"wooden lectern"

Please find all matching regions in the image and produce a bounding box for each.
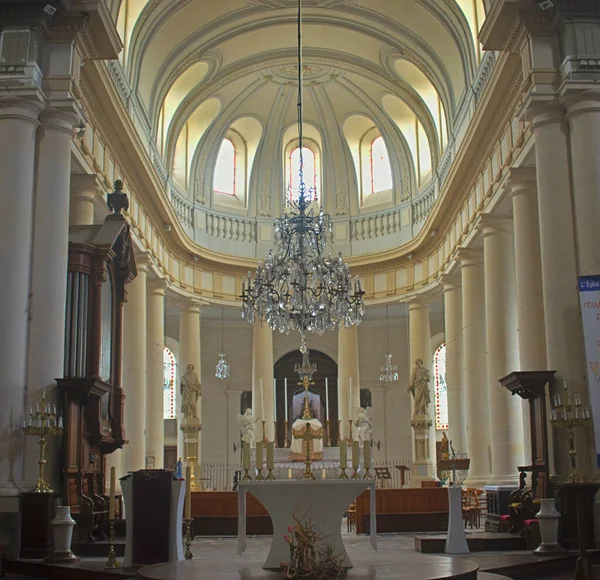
[438,458,470,486]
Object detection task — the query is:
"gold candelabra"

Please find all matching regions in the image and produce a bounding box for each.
[184,518,193,560]
[338,467,348,480]
[187,456,200,492]
[104,519,119,569]
[22,390,63,493]
[550,383,592,483]
[242,469,252,481]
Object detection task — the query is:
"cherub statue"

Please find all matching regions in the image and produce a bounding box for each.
[407,358,431,417]
[236,408,260,447]
[181,364,201,420]
[355,407,374,445]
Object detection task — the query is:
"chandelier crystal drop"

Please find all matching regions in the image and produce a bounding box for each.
[240,0,365,342]
[215,309,230,380]
[380,305,399,383]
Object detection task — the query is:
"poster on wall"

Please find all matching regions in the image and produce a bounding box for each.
[578,275,600,468]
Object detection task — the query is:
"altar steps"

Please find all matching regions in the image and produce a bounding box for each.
[415,532,526,553]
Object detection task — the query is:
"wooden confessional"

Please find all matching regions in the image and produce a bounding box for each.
[58,194,136,540]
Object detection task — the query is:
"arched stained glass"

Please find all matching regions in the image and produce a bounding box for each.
[164,347,177,419]
[433,343,448,430]
[288,146,317,202]
[370,136,393,194]
[214,138,236,195]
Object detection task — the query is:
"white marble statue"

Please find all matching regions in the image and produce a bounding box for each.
[236,408,259,447]
[355,406,374,445]
[407,358,431,417]
[181,364,201,420]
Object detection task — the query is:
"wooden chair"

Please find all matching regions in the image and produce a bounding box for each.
[346,501,357,532]
[462,488,481,529]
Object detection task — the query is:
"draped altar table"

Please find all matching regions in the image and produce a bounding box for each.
[238,480,376,569]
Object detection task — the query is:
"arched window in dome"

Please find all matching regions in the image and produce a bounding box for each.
[214,138,236,196]
[164,347,177,420]
[288,146,317,202]
[433,344,448,430]
[370,136,393,194]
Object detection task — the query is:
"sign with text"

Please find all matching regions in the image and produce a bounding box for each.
[578,275,600,467]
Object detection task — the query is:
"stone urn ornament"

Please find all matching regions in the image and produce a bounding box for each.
[45,505,79,563]
[533,498,567,555]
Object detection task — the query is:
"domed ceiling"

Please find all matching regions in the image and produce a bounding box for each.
[108,0,486,258]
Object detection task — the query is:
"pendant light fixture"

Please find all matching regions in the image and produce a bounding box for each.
[380,305,398,383]
[215,308,230,380]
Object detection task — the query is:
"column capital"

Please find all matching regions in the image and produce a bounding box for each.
[405,296,431,312]
[70,173,104,199]
[179,297,203,314]
[563,89,600,120]
[506,166,537,197]
[457,247,483,268]
[0,95,45,124]
[148,277,168,296]
[134,251,151,273]
[477,213,513,238]
[440,273,461,293]
[521,99,566,129]
[39,107,81,136]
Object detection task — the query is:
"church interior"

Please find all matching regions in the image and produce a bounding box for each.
[2,0,600,579]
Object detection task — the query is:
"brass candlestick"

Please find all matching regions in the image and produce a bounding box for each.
[296,376,322,480]
[363,467,373,479]
[273,421,278,448]
[255,468,265,481]
[550,382,592,483]
[262,420,267,444]
[184,518,193,560]
[351,467,359,480]
[242,469,252,481]
[338,467,348,480]
[348,419,353,442]
[187,456,200,492]
[104,519,119,569]
[23,391,63,493]
[266,468,276,481]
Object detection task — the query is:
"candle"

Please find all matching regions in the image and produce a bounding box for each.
[256,441,263,470]
[260,379,265,419]
[322,468,326,480]
[352,441,360,470]
[288,468,292,480]
[340,441,347,469]
[349,378,353,420]
[284,378,288,421]
[325,378,329,421]
[185,466,191,519]
[266,441,274,470]
[273,378,277,419]
[109,466,116,520]
[364,442,372,469]
[243,442,250,470]
[58,416,63,429]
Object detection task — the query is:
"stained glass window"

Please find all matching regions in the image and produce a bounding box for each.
[288,146,317,202]
[370,136,393,194]
[433,343,448,430]
[214,138,236,195]
[164,347,177,419]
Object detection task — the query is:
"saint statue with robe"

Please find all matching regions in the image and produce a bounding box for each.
[181,364,201,420]
[236,408,260,447]
[355,406,374,445]
[407,358,431,417]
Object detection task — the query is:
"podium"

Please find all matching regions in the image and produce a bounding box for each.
[121,470,185,567]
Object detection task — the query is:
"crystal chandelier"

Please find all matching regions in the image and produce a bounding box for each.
[380,305,398,382]
[295,337,317,381]
[215,309,230,380]
[240,0,365,344]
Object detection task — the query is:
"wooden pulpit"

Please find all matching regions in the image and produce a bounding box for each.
[499,370,555,499]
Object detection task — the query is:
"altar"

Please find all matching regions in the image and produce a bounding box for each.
[238,480,376,569]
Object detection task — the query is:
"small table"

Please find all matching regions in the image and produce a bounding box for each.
[238,480,376,569]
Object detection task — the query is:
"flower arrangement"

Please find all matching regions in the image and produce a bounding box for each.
[281,511,346,579]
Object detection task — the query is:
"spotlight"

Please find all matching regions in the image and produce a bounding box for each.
[537,0,554,10]
[164,223,172,232]
[43,4,57,16]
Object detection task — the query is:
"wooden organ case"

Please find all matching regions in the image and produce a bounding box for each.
[58,186,135,537]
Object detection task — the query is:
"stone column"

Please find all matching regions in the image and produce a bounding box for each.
[459,249,491,486]
[526,104,589,476]
[179,299,202,486]
[252,322,274,442]
[508,167,548,469]
[121,253,149,473]
[69,173,102,226]
[24,108,79,488]
[337,325,360,441]
[146,279,166,469]
[480,215,523,484]
[0,97,43,498]
[441,275,465,454]
[407,298,436,483]
[369,385,386,462]
[565,92,600,277]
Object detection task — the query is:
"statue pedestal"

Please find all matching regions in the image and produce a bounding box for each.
[410,415,436,487]
[181,418,201,491]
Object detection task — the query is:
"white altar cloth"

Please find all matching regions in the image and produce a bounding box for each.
[237,480,376,569]
[290,418,324,458]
